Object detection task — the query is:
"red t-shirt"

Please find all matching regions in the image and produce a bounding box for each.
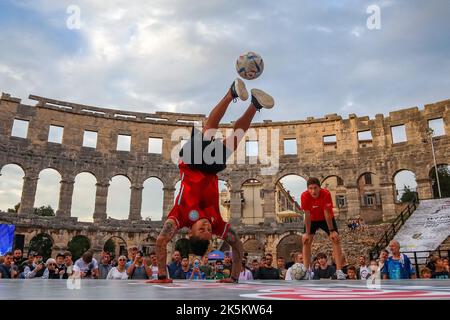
[300,189,334,221]
[169,206,230,239]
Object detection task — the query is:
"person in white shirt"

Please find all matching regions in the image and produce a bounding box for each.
[285,253,306,280]
[107,255,129,280]
[357,255,370,280]
[238,259,254,281]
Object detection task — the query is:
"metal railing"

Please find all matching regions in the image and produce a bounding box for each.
[369,194,419,260]
[403,250,450,276]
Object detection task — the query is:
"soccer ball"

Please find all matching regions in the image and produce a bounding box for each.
[290,263,306,280]
[236,52,264,80]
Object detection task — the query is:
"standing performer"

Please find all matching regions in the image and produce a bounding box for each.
[149,78,274,283]
[301,177,346,280]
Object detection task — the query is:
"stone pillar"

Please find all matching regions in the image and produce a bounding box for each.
[229,189,243,225]
[56,177,75,218]
[380,182,396,221]
[345,185,360,218]
[262,188,277,224]
[162,187,176,220]
[18,173,39,215]
[93,180,109,221]
[129,183,143,220]
[416,178,433,200]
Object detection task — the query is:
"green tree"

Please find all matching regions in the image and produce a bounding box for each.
[34,205,55,216]
[400,185,417,203]
[29,234,53,260]
[7,203,20,213]
[103,238,116,259]
[67,236,91,261]
[430,165,450,198]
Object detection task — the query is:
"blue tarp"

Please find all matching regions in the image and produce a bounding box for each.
[0,224,15,255]
[207,250,224,260]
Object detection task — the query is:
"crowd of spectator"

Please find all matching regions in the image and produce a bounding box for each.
[0,240,448,281]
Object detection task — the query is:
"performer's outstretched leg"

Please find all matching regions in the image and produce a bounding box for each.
[203,79,248,139]
[224,89,274,151]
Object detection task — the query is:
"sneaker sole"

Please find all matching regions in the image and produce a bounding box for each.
[235,79,248,101]
[251,89,274,109]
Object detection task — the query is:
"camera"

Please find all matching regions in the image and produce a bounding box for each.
[194,260,200,268]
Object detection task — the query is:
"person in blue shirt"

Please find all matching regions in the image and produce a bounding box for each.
[382,240,416,280]
[174,257,192,279]
[188,258,206,280]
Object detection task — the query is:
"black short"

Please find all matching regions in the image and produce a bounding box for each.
[304,218,339,235]
[179,127,232,174]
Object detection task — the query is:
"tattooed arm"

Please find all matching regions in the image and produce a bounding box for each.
[223,227,244,282]
[155,219,177,280]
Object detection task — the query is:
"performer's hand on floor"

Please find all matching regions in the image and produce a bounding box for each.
[146,278,173,284]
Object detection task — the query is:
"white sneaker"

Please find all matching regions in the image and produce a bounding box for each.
[230,78,248,101]
[335,269,346,280]
[251,88,274,109]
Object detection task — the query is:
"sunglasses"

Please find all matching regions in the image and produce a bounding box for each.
[48,263,56,266]
[118,259,126,261]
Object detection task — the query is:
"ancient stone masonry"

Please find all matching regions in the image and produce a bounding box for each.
[0,92,449,259]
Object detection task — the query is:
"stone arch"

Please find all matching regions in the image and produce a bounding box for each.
[103,236,127,259]
[34,167,62,212]
[72,171,97,222]
[275,174,307,214]
[0,163,25,212]
[321,175,346,217]
[67,235,91,261]
[142,176,164,221]
[140,235,157,255]
[106,174,131,220]
[241,178,264,224]
[275,233,302,263]
[243,238,265,262]
[28,233,54,260]
[392,169,417,202]
[428,163,450,198]
[357,171,382,222]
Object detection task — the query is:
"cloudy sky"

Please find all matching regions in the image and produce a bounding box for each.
[0,0,448,220]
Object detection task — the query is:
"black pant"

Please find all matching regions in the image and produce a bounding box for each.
[304,218,339,235]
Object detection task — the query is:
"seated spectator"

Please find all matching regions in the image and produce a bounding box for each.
[189,258,206,280]
[125,246,139,269]
[74,251,99,279]
[239,259,253,281]
[277,257,287,280]
[425,254,437,273]
[368,259,381,280]
[378,249,389,274]
[0,251,17,279]
[106,255,129,280]
[357,255,370,280]
[431,257,449,279]
[63,251,74,278]
[98,251,113,280]
[443,257,449,272]
[251,259,259,280]
[285,252,297,269]
[259,256,266,269]
[19,252,35,275]
[382,240,416,280]
[346,266,357,280]
[199,256,213,280]
[42,258,64,279]
[13,249,25,269]
[256,253,280,280]
[54,253,67,278]
[24,253,46,279]
[174,257,192,279]
[420,267,432,279]
[285,253,305,281]
[213,260,226,280]
[223,253,232,274]
[313,253,336,280]
[167,250,182,279]
[128,250,151,280]
[149,252,159,280]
